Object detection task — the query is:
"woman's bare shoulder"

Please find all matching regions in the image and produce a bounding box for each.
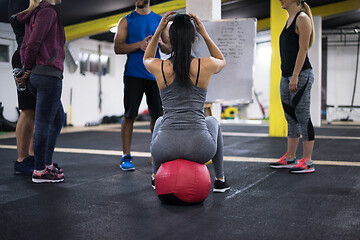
[196,56,215,69]
[297,12,311,25]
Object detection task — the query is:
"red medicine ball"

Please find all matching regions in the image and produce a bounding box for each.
[155,159,211,205]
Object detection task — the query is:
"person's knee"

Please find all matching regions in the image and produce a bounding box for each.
[123,117,136,124]
[154,116,163,124]
[20,109,35,121]
[205,116,218,126]
[287,124,300,138]
[288,132,300,139]
[151,116,163,129]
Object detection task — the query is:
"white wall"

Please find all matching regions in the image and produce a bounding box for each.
[308,16,322,127]
[327,43,360,121]
[62,38,127,126]
[58,37,151,126]
[245,40,271,119]
[186,0,221,21]
[0,23,18,122]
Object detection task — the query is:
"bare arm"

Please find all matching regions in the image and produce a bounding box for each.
[159,24,172,54]
[114,17,152,54]
[289,13,312,92]
[144,11,176,74]
[189,13,226,74]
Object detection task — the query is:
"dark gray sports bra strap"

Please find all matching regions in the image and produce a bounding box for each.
[161,60,168,87]
[196,58,201,86]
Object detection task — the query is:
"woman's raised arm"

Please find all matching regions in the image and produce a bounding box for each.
[189,13,226,74]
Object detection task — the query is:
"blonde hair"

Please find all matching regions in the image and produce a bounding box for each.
[17,0,41,15]
[296,0,315,48]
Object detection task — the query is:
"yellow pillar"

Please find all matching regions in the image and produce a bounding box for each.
[269,0,288,137]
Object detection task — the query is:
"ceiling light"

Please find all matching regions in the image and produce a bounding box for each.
[110,26,117,34]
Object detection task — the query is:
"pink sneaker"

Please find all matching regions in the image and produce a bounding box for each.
[270,153,297,169]
[32,168,65,183]
[289,158,315,174]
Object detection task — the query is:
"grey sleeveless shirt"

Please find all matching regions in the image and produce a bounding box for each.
[159,57,208,130]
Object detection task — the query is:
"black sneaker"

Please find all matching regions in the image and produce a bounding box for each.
[213,179,230,193]
[32,168,64,183]
[14,156,34,176]
[151,176,155,190]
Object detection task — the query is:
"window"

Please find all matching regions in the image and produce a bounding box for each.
[79,52,89,74]
[0,38,14,67]
[0,44,10,63]
[79,51,110,76]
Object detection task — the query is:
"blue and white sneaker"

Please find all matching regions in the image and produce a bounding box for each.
[120,154,135,171]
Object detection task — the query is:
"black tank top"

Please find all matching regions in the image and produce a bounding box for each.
[279,11,312,77]
[8,0,28,50]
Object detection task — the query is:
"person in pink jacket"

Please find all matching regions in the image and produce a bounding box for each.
[16,0,65,183]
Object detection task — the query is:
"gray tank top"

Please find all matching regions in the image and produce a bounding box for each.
[159,57,208,130]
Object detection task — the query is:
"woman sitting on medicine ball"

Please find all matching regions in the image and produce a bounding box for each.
[143,12,230,193]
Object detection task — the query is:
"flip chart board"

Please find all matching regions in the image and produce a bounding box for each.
[192,18,257,103]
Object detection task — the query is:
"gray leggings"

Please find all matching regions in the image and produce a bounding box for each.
[280,69,315,141]
[150,116,224,179]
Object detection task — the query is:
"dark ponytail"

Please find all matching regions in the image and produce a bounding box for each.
[169,14,195,89]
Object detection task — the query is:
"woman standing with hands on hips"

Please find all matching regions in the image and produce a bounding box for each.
[16,0,65,183]
[144,12,230,192]
[270,0,316,173]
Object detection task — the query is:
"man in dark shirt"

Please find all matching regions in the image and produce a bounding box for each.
[8,0,36,176]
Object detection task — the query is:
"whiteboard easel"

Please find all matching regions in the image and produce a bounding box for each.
[192,18,257,104]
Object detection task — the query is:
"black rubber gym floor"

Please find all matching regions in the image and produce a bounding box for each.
[0,122,359,240]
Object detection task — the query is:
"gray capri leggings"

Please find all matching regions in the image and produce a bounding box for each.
[150,116,224,179]
[280,68,315,141]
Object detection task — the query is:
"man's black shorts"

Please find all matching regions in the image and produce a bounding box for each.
[123,75,162,119]
[17,87,36,110]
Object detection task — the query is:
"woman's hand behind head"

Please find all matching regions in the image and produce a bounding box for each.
[158,11,176,32]
[189,13,206,36]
